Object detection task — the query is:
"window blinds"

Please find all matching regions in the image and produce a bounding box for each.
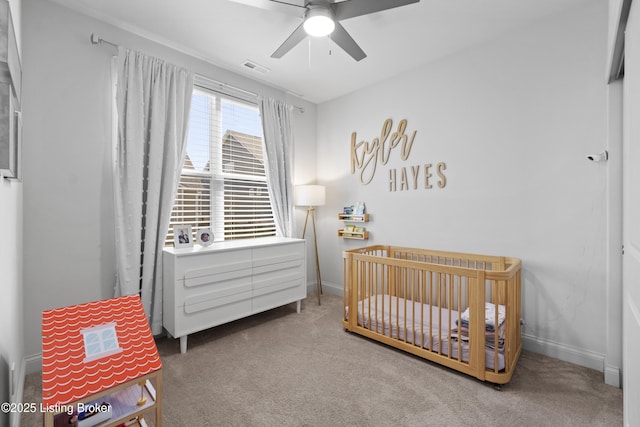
[167,86,276,245]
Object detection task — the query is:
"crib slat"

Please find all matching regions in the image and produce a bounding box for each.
[428,273,433,353]
[455,274,462,363]
[469,270,486,381]
[494,301,499,373]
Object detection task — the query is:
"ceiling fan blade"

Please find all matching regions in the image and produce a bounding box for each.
[330,22,366,61]
[274,0,307,6]
[333,0,420,21]
[271,23,308,58]
[227,0,306,18]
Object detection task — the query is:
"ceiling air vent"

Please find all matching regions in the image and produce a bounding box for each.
[242,60,270,74]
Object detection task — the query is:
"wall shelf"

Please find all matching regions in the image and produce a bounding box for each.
[338,213,369,222]
[338,229,369,240]
[338,212,370,240]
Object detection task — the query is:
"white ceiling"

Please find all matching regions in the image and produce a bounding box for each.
[50,0,593,104]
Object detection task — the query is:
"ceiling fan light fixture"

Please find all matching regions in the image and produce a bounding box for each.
[303,7,335,37]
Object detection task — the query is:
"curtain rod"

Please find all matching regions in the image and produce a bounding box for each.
[90,33,118,48]
[90,33,305,113]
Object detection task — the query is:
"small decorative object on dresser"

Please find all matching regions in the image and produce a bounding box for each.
[196,228,213,246]
[173,224,193,248]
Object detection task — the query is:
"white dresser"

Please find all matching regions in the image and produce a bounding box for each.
[163,237,306,353]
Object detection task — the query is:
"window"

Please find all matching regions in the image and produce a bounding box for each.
[81,322,123,363]
[166,83,276,245]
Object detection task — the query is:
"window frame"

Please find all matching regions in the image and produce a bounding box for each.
[166,78,276,246]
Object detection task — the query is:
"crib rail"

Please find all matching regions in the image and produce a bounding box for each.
[343,245,522,384]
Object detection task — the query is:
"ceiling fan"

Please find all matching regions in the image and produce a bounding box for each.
[229,0,420,61]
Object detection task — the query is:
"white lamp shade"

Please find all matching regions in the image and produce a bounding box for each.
[295,185,326,207]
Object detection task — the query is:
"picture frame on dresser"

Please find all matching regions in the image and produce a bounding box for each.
[196,228,213,246]
[173,224,193,248]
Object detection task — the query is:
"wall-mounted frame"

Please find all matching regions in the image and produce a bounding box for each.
[0,2,22,181]
[173,225,193,249]
[0,85,20,180]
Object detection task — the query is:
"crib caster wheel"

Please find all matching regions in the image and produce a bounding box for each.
[493,384,502,391]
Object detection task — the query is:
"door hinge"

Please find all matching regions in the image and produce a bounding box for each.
[622,245,625,255]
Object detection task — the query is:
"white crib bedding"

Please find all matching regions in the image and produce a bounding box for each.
[347,294,505,371]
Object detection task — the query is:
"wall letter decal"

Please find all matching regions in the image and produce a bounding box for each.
[411,165,420,190]
[349,118,449,192]
[424,163,433,189]
[389,169,397,192]
[400,168,409,191]
[437,162,447,188]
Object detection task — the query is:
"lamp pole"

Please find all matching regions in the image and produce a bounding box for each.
[302,205,322,305]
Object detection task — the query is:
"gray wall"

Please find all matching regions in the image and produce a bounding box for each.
[20,0,316,362]
[315,0,617,373]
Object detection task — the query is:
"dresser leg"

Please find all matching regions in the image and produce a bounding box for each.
[180,336,187,354]
[296,300,301,314]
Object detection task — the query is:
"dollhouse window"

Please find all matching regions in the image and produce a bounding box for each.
[81,322,123,363]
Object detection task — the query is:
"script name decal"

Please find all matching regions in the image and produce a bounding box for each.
[350,118,447,191]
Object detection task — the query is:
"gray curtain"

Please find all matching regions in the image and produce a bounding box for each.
[258,96,294,237]
[114,47,194,333]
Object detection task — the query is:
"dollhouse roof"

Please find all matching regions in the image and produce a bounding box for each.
[41,294,162,407]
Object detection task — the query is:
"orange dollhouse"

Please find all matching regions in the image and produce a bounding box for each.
[42,295,163,427]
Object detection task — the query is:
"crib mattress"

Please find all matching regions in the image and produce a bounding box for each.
[348,294,505,371]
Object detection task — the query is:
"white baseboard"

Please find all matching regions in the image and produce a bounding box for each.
[11,354,42,427]
[10,358,26,427]
[25,353,42,375]
[604,365,621,388]
[306,280,342,298]
[522,333,605,372]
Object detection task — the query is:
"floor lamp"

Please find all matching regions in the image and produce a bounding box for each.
[294,185,326,305]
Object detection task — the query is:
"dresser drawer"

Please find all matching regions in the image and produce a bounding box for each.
[184,260,252,286]
[252,241,304,265]
[184,285,253,314]
[176,297,252,337]
[183,276,252,311]
[252,259,304,290]
[252,274,305,312]
[178,262,252,302]
[173,248,252,280]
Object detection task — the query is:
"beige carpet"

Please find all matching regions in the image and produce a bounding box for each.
[21,294,622,426]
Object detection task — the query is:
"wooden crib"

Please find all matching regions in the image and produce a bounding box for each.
[343,245,522,385]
